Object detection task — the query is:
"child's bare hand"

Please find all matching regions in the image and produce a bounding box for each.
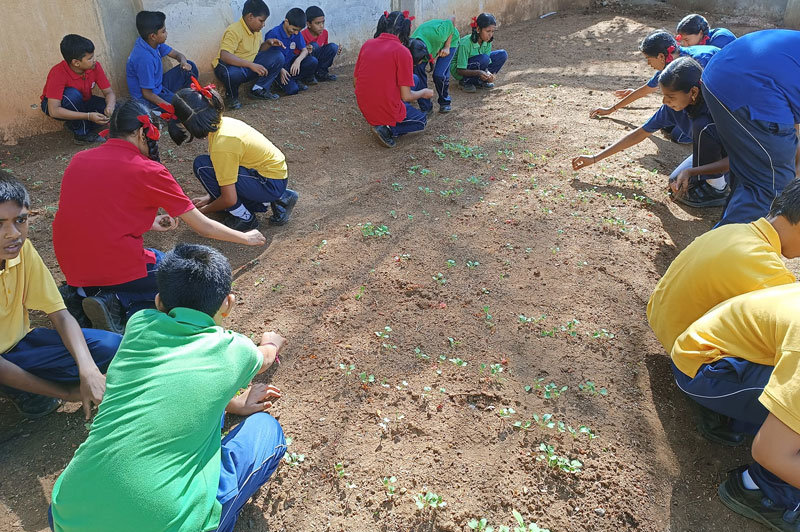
[337,45,343,55]
[249,62,268,76]
[151,214,178,232]
[421,88,434,99]
[571,155,595,170]
[242,229,266,246]
[437,48,450,58]
[89,112,110,124]
[266,38,285,48]
[280,68,290,85]
[104,106,114,118]
[227,384,282,415]
[192,194,211,208]
[589,106,614,118]
[260,331,286,367]
[670,170,691,197]
[615,88,635,99]
[290,60,301,76]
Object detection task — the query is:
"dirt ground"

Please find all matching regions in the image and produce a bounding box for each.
[0,3,786,531]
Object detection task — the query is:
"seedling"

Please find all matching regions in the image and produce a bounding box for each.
[284,452,306,466]
[579,381,608,396]
[375,326,397,349]
[391,182,403,191]
[497,407,516,418]
[432,272,447,285]
[359,372,376,384]
[480,363,504,377]
[512,510,551,532]
[449,357,468,367]
[414,347,430,360]
[525,378,567,399]
[590,329,615,339]
[446,259,456,268]
[382,476,397,497]
[447,337,461,349]
[359,222,390,237]
[334,462,347,478]
[354,286,366,301]
[419,186,434,194]
[537,443,582,473]
[415,491,446,511]
[518,314,546,324]
[339,363,355,376]
[482,306,494,327]
[466,260,480,269]
[513,420,533,431]
[561,319,580,336]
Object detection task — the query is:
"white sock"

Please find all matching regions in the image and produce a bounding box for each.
[706,176,727,190]
[252,84,263,91]
[229,204,253,220]
[741,468,759,490]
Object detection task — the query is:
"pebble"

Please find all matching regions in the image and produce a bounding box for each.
[595,508,606,517]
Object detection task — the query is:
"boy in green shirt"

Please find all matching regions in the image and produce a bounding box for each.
[411,17,459,113]
[450,13,508,93]
[50,244,287,532]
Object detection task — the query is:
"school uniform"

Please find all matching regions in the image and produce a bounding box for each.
[450,33,508,87]
[265,23,318,95]
[213,18,284,99]
[52,139,195,317]
[1,240,120,398]
[354,34,427,137]
[300,28,338,80]
[411,19,460,112]
[126,37,197,108]
[670,283,800,511]
[707,28,736,48]
[193,117,290,222]
[702,30,800,227]
[40,61,111,136]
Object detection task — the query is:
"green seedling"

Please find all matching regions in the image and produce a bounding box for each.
[359,372,376,384]
[419,186,434,194]
[537,443,582,473]
[562,319,580,336]
[513,420,533,431]
[447,337,461,349]
[391,182,403,191]
[414,347,430,360]
[480,363,504,376]
[497,407,515,418]
[512,510,551,532]
[359,222,390,237]
[339,363,355,375]
[591,329,615,339]
[446,259,456,268]
[525,378,566,399]
[482,305,493,326]
[415,491,446,511]
[390,209,398,219]
[334,462,347,478]
[284,452,305,466]
[449,357,468,367]
[354,286,366,301]
[432,272,447,285]
[579,381,608,396]
[382,476,397,497]
[439,188,464,198]
[518,314,546,324]
[408,164,421,174]
[375,326,397,349]
[466,260,480,269]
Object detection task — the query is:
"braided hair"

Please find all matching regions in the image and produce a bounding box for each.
[108,99,160,162]
[167,85,224,145]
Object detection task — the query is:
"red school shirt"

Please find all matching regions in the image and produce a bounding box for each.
[41,60,111,102]
[299,28,328,51]
[354,34,413,127]
[52,139,195,287]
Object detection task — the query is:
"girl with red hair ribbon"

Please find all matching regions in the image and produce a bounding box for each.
[450,13,508,94]
[676,14,736,49]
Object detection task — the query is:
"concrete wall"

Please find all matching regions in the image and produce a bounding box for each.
[666,0,789,22]
[0,0,581,143]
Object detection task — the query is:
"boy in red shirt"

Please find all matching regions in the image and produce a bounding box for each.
[40,35,116,143]
[300,6,340,82]
[354,11,433,148]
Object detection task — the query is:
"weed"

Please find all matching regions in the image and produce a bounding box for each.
[415,491,446,511]
[382,476,397,497]
[537,443,582,473]
[360,222,390,237]
[579,381,609,396]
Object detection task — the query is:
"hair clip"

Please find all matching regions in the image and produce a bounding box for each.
[190,76,216,100]
[383,10,389,17]
[158,102,176,121]
[666,45,675,63]
[137,115,160,141]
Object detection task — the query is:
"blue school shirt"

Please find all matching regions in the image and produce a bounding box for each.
[642,99,720,146]
[708,28,736,48]
[126,37,173,101]
[265,23,306,67]
[703,29,800,125]
[646,45,720,88]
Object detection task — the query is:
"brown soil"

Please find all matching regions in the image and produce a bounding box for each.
[0,4,783,532]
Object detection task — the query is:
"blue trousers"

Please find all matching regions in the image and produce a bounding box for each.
[214,49,284,99]
[215,413,286,532]
[692,114,727,181]
[81,248,164,319]
[193,154,287,215]
[140,61,198,109]
[41,87,106,136]
[389,101,427,137]
[414,47,455,112]
[309,42,338,78]
[702,83,798,227]
[672,359,800,508]
[459,50,508,86]
[275,56,319,95]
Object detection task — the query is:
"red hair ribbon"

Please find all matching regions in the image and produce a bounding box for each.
[98,129,109,138]
[666,45,675,63]
[429,54,434,63]
[383,10,389,18]
[158,103,176,121]
[190,76,216,100]
[701,34,710,45]
[675,34,682,41]
[400,10,414,21]
[470,16,478,29]
[137,115,160,141]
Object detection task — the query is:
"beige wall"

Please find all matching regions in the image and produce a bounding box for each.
[0,0,584,143]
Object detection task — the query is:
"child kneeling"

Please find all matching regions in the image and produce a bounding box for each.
[50,244,287,532]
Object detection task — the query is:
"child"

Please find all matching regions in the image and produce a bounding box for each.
[589,29,719,143]
[40,34,116,143]
[169,83,299,230]
[300,6,340,82]
[450,13,508,94]
[50,243,287,532]
[53,99,266,334]
[676,14,736,48]
[265,7,318,95]
[410,17,459,113]
[126,10,198,110]
[573,57,729,208]
[701,29,800,227]
[213,0,286,109]
[354,11,433,148]
[0,176,120,420]
[667,282,800,531]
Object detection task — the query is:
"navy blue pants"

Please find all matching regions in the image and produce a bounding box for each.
[459,50,508,86]
[214,49,284,99]
[41,88,106,136]
[672,359,800,509]
[389,100,428,137]
[691,114,727,181]
[414,47,456,112]
[309,42,338,78]
[702,83,798,227]
[275,55,319,95]
[140,61,198,110]
[193,154,287,215]
[2,328,120,390]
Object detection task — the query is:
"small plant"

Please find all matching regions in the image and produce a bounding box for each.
[562,319,580,336]
[497,407,516,418]
[334,462,347,478]
[414,346,430,360]
[360,222,390,237]
[591,328,615,339]
[512,510,551,532]
[482,305,494,327]
[513,420,533,431]
[375,326,397,349]
[518,314,546,324]
[284,452,306,466]
[391,182,403,191]
[449,357,468,367]
[447,337,461,349]
[339,363,355,375]
[466,260,480,269]
[537,443,582,473]
[467,518,500,532]
[382,476,397,497]
[415,491,446,511]
[446,259,456,268]
[359,372,376,384]
[525,378,566,399]
[579,381,608,396]
[432,272,447,285]
[354,286,366,301]
[419,186,434,194]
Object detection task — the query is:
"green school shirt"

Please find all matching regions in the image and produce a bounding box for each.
[450,33,493,80]
[411,19,459,57]
[50,308,262,532]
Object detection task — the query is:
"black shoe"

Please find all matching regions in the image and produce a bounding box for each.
[2,391,62,419]
[269,189,299,226]
[676,182,731,209]
[478,81,495,89]
[372,126,396,148]
[316,73,337,82]
[250,87,279,100]
[718,466,800,531]
[59,284,92,328]
[223,213,260,232]
[74,131,105,144]
[439,104,452,113]
[225,95,242,110]
[459,82,477,93]
[297,82,309,92]
[303,77,319,86]
[82,292,125,335]
[690,401,746,447]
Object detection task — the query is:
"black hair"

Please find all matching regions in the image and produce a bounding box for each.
[157,244,232,317]
[640,30,679,60]
[659,56,705,117]
[168,87,224,145]
[409,38,431,69]
[60,34,95,64]
[136,11,167,40]
[471,13,497,43]
[0,176,30,209]
[306,5,324,23]
[676,14,710,38]
[374,11,412,46]
[286,7,306,28]
[109,99,161,161]
[242,0,269,18]
[769,179,800,224]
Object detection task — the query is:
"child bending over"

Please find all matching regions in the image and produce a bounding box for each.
[676,14,736,49]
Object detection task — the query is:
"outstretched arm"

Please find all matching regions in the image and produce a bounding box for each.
[0,356,78,401]
[178,207,266,246]
[400,85,434,103]
[572,126,651,170]
[590,84,657,118]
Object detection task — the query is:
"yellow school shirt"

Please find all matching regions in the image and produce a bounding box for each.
[1,240,65,353]
[207,117,287,186]
[647,218,795,353]
[213,18,261,68]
